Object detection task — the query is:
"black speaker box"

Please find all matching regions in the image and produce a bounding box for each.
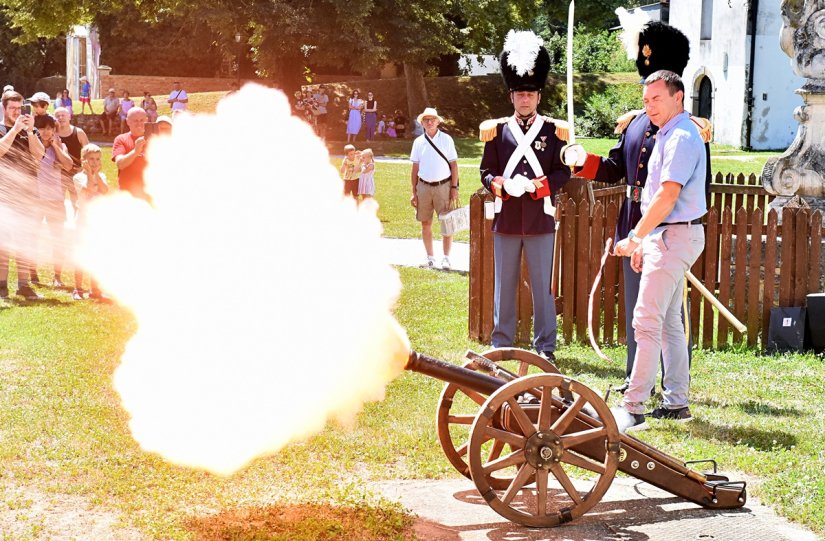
[766,307,807,354]
[806,293,825,353]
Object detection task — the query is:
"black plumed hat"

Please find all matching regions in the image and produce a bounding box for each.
[636,21,691,79]
[500,30,551,92]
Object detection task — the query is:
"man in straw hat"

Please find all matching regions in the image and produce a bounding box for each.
[479,29,571,362]
[409,107,459,270]
[562,12,712,398]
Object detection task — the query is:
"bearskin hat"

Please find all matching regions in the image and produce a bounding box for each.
[500,30,551,92]
[636,21,691,78]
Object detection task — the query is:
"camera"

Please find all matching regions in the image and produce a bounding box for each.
[21,103,31,115]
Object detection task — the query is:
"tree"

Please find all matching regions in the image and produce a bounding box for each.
[0,11,63,95]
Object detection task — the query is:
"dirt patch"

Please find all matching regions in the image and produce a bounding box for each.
[0,485,145,540]
[186,502,418,541]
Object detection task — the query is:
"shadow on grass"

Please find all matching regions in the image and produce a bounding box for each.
[186,502,416,541]
[555,354,626,380]
[688,419,797,451]
[695,397,803,417]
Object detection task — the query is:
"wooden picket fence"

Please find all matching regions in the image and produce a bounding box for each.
[468,174,825,350]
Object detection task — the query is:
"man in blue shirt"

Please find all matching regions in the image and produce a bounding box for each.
[613,70,707,431]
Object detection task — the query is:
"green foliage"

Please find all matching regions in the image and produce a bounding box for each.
[539,26,637,74]
[0,12,63,95]
[577,84,642,137]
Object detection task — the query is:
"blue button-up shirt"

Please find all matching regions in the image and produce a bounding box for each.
[642,111,707,223]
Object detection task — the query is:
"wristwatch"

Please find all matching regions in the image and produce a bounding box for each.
[628,229,641,243]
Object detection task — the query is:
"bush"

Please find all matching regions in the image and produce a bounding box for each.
[541,27,636,74]
[577,84,642,137]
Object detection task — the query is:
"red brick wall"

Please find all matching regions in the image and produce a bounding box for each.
[100,74,249,96]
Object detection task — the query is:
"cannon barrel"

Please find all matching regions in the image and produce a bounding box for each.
[405,350,506,396]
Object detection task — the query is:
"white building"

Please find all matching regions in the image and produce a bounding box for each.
[669,0,804,150]
[459,54,499,76]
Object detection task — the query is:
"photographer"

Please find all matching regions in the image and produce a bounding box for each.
[0,91,46,299]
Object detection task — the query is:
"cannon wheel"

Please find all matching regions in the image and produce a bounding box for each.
[436,348,558,490]
[468,373,620,527]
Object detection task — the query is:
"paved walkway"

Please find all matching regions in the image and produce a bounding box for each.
[372,478,819,541]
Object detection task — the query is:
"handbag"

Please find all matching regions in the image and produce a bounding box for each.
[439,200,470,236]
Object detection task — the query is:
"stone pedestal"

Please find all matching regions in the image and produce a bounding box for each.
[763,2,825,218]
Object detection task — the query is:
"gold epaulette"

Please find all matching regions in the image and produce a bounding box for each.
[545,118,570,142]
[479,117,508,142]
[614,109,643,134]
[690,116,713,143]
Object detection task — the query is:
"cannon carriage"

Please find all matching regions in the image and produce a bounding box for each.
[405,348,746,527]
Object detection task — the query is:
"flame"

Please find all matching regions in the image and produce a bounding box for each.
[76,84,410,475]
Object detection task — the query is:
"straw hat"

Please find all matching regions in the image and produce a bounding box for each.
[416,107,444,124]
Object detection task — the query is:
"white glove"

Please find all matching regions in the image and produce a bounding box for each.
[503,176,526,197]
[561,144,587,167]
[514,174,536,194]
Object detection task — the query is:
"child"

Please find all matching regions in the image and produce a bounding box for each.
[72,144,109,300]
[35,115,74,288]
[358,148,375,201]
[339,144,361,198]
[79,76,94,114]
[377,115,386,138]
[386,120,397,138]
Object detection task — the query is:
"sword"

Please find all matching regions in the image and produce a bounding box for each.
[566,1,595,208]
[588,238,614,363]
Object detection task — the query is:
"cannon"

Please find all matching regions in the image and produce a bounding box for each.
[404,348,746,527]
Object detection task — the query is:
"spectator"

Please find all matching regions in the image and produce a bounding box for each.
[340,144,360,198]
[28,92,53,129]
[72,144,108,300]
[346,90,363,143]
[358,148,375,201]
[33,115,73,288]
[54,106,87,206]
[386,119,397,138]
[142,92,158,122]
[79,76,94,114]
[394,109,407,138]
[53,91,63,110]
[409,107,458,270]
[0,91,46,300]
[167,81,188,115]
[364,91,378,141]
[377,114,386,138]
[312,86,329,140]
[119,91,135,134]
[60,89,73,116]
[101,88,120,136]
[112,107,150,202]
[155,115,173,136]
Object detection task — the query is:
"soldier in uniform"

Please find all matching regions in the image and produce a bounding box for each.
[479,30,571,361]
[562,20,712,391]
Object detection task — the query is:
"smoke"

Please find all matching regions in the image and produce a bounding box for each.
[75,84,411,475]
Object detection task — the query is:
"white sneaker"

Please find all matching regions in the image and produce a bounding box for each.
[441,256,451,271]
[426,256,436,268]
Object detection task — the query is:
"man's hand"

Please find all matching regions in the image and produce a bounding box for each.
[561,143,587,167]
[449,186,459,202]
[12,114,27,134]
[514,174,535,194]
[503,177,526,197]
[630,246,644,272]
[613,237,639,257]
[135,136,147,155]
[410,193,418,208]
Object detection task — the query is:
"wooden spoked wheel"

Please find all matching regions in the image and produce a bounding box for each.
[468,373,620,527]
[436,348,558,490]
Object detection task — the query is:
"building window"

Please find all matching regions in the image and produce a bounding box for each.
[78,37,88,79]
[700,0,713,40]
[696,76,713,120]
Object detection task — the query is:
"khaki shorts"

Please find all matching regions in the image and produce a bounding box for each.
[416,180,451,228]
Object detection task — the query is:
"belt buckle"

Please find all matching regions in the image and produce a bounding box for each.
[630,186,642,203]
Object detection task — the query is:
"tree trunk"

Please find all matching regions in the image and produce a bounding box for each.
[403,61,428,134]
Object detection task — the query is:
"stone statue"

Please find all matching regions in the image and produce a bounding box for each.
[763,1,825,211]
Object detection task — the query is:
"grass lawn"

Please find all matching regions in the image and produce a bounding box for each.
[1,267,823,539]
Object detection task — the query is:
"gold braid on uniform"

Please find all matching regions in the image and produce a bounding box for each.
[614,109,643,134]
[690,116,713,143]
[479,118,508,142]
[541,117,570,142]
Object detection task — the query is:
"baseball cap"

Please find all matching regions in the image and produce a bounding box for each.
[28,91,52,103]
[156,115,173,125]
